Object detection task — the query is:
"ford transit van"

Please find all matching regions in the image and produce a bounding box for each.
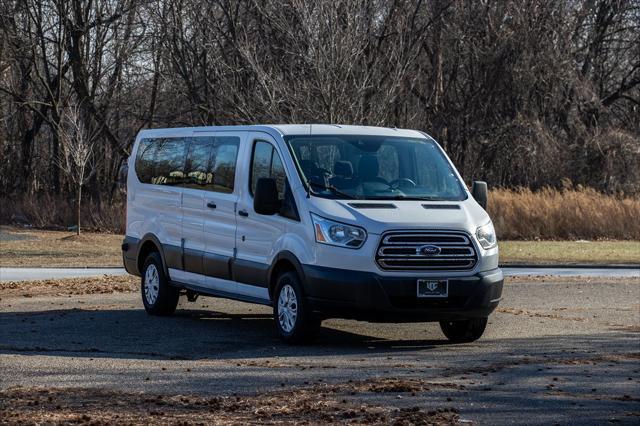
[122,125,503,343]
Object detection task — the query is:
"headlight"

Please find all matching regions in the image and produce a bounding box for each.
[476,221,497,249]
[311,213,367,249]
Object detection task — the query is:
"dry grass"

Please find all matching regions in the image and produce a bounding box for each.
[0,226,122,267]
[489,187,640,240]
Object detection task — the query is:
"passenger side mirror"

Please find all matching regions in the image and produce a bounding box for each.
[254,178,281,215]
[471,181,488,210]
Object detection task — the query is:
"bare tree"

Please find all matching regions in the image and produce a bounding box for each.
[55,103,96,235]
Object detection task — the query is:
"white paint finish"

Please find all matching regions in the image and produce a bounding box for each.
[234,132,288,268]
[199,131,245,262]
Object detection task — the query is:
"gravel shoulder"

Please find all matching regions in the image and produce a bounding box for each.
[1,276,639,424]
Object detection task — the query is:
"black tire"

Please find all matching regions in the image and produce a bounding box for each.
[141,252,179,316]
[273,271,321,343]
[439,318,487,343]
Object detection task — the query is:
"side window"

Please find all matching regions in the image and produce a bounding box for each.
[251,140,299,221]
[250,141,287,198]
[271,151,286,198]
[183,136,239,193]
[153,138,188,185]
[184,137,215,189]
[251,141,275,194]
[135,138,158,184]
[211,137,239,193]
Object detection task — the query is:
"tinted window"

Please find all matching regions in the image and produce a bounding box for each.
[250,141,288,198]
[183,136,239,193]
[184,137,215,188]
[211,137,239,193]
[135,138,158,184]
[153,138,188,185]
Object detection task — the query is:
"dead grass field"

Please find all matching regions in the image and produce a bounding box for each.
[1,226,638,267]
[490,187,640,240]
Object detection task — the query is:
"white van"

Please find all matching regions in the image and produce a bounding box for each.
[122,125,503,343]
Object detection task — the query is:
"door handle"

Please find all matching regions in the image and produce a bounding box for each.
[206,201,217,209]
[238,209,249,217]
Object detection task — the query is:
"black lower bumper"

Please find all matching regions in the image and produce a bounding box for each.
[302,265,503,322]
[122,236,140,276]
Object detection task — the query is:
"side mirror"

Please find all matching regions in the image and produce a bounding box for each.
[254,178,281,215]
[471,181,488,210]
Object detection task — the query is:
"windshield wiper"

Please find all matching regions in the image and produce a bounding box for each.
[308,181,359,199]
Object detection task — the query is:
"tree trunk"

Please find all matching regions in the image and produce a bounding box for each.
[77,184,82,236]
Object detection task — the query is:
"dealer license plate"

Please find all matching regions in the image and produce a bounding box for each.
[417,279,448,298]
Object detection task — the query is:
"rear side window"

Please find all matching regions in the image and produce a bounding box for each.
[134,137,188,185]
[135,138,158,184]
[183,136,239,193]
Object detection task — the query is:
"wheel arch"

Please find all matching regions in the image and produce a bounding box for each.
[267,251,307,301]
[137,233,168,276]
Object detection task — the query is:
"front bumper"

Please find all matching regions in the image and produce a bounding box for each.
[301,265,503,322]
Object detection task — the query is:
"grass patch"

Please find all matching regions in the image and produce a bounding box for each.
[499,240,640,265]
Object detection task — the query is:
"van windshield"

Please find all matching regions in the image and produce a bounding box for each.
[286,135,467,201]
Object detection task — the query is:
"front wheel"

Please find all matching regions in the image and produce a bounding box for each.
[439,318,487,343]
[273,271,320,343]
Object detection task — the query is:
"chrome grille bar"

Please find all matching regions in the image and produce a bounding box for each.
[376,231,477,271]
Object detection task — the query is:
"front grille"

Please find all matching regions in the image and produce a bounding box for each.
[376,230,477,271]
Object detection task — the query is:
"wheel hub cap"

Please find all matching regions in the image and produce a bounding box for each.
[144,264,159,305]
[277,284,298,333]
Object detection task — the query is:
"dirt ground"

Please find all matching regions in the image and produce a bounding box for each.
[0,381,460,425]
[0,226,123,267]
[1,275,639,425]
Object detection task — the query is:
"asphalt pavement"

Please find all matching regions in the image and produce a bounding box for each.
[1,276,639,424]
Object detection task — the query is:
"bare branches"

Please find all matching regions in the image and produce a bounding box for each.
[1,0,639,199]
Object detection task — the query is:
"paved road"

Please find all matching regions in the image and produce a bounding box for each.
[1,266,639,281]
[1,276,639,424]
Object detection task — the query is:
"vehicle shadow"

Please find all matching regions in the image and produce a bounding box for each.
[0,307,448,360]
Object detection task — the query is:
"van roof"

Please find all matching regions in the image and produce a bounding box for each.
[138,124,427,139]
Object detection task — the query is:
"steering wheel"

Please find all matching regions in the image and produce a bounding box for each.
[389,178,417,189]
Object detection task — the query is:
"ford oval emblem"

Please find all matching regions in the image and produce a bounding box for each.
[418,245,441,256]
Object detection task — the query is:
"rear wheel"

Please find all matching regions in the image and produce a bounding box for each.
[439,318,487,343]
[273,271,320,343]
[141,252,179,316]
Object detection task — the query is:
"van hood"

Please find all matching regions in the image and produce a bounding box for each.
[307,197,489,235]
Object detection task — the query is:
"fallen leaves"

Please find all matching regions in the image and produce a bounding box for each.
[0,385,460,425]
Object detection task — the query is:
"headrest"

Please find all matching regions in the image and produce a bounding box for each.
[333,161,353,178]
[358,155,379,180]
